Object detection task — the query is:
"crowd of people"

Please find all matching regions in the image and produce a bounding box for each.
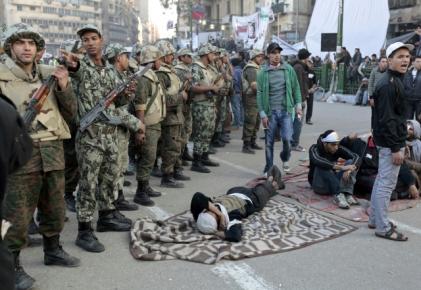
[1,20,421,290]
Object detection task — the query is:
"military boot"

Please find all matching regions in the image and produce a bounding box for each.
[96,210,131,232]
[76,222,105,253]
[150,159,163,177]
[13,251,35,290]
[173,167,191,181]
[201,152,220,167]
[191,153,211,173]
[250,138,263,150]
[242,141,255,154]
[211,133,225,148]
[28,218,39,235]
[143,180,162,197]
[133,181,155,206]
[182,145,194,161]
[208,146,217,154]
[114,190,139,211]
[64,192,76,212]
[161,174,184,188]
[219,132,230,144]
[43,235,80,267]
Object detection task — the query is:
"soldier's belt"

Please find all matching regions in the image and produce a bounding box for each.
[88,123,118,136]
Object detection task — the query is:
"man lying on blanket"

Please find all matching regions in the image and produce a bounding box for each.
[190,165,284,242]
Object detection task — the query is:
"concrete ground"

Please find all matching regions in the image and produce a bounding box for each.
[22,101,421,290]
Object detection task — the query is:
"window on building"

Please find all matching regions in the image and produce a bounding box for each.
[227,1,231,14]
[30,6,36,11]
[216,4,220,20]
[17,5,22,11]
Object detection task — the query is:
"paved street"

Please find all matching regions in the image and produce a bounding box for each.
[24,101,421,290]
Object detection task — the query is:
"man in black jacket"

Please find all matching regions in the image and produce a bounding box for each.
[0,94,33,290]
[308,130,360,209]
[403,55,421,121]
[370,42,413,241]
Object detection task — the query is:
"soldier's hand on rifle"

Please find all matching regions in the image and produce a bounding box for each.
[60,50,79,69]
[52,65,69,91]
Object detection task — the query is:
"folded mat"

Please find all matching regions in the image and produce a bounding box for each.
[130,198,356,264]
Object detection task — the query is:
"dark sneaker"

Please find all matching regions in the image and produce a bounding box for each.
[76,230,105,252]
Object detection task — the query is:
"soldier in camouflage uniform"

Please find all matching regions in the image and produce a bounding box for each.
[212,49,233,148]
[61,25,145,253]
[242,49,265,154]
[104,43,139,211]
[132,45,166,206]
[155,40,190,188]
[174,48,194,165]
[190,44,223,173]
[0,23,80,290]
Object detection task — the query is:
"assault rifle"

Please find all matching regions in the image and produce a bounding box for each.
[79,64,151,135]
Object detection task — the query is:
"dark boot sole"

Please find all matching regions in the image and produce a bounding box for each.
[190,166,211,173]
[44,258,81,267]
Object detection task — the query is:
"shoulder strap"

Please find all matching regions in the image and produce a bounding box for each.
[145,82,160,114]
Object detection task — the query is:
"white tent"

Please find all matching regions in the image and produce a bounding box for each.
[271,35,298,55]
[305,0,389,57]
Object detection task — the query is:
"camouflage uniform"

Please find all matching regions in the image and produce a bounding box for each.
[155,40,184,183]
[71,52,142,223]
[0,25,75,252]
[242,51,263,145]
[191,44,218,156]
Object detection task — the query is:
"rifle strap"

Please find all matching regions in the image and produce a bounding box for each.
[145,83,159,114]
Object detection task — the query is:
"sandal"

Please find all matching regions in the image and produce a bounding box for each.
[375,227,408,241]
[368,221,396,230]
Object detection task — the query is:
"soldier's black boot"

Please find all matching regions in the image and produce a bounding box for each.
[133,181,155,206]
[211,133,225,148]
[143,180,162,197]
[43,235,80,267]
[76,222,105,253]
[242,141,255,154]
[250,138,263,150]
[28,218,39,235]
[150,159,163,177]
[219,132,230,144]
[161,174,184,188]
[201,152,220,167]
[96,210,131,232]
[182,145,194,161]
[114,190,139,211]
[173,167,191,181]
[208,146,217,154]
[191,153,211,173]
[64,192,76,212]
[13,251,35,290]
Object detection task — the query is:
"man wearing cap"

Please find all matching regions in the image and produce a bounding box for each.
[132,45,165,206]
[257,42,302,174]
[190,43,222,173]
[61,24,145,252]
[369,42,413,241]
[174,47,194,164]
[104,43,140,211]
[242,48,265,154]
[0,23,80,289]
[190,165,284,241]
[308,130,360,209]
[155,40,190,188]
[291,48,311,152]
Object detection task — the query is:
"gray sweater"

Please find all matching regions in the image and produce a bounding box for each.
[368,66,386,97]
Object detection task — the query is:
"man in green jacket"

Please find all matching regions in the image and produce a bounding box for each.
[256,43,302,173]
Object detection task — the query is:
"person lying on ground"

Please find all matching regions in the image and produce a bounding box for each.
[190,165,284,242]
[308,130,360,209]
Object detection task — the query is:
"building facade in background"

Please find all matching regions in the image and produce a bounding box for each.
[388,0,421,37]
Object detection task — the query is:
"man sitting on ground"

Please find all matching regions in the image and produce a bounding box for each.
[308,130,360,209]
[190,166,284,242]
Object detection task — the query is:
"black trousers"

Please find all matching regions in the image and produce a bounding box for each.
[306,94,314,122]
[405,99,421,122]
[0,239,15,290]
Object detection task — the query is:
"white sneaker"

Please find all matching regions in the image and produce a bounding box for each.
[283,162,291,173]
[334,193,350,209]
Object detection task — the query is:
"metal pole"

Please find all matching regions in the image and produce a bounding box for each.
[336,0,344,53]
[295,0,299,42]
[189,0,193,49]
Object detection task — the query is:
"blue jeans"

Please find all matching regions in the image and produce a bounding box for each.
[231,94,243,126]
[312,160,356,195]
[263,110,293,173]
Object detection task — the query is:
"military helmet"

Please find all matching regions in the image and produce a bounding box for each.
[155,40,176,57]
[249,49,264,60]
[176,47,193,58]
[3,23,45,56]
[139,45,161,64]
[77,24,101,38]
[197,43,218,56]
[132,43,142,57]
[104,43,130,60]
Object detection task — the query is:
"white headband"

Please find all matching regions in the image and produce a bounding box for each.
[321,131,340,143]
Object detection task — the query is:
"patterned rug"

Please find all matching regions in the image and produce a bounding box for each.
[130,198,356,264]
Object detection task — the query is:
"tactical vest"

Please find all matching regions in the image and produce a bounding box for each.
[0,57,71,141]
[143,69,166,126]
[242,61,259,96]
[158,64,182,103]
[192,61,215,102]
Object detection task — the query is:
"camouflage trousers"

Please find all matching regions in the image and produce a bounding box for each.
[180,104,192,147]
[75,126,119,222]
[215,95,228,133]
[63,129,79,196]
[3,170,65,252]
[242,97,261,142]
[136,123,161,182]
[191,101,216,155]
[161,123,182,174]
[116,128,130,195]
